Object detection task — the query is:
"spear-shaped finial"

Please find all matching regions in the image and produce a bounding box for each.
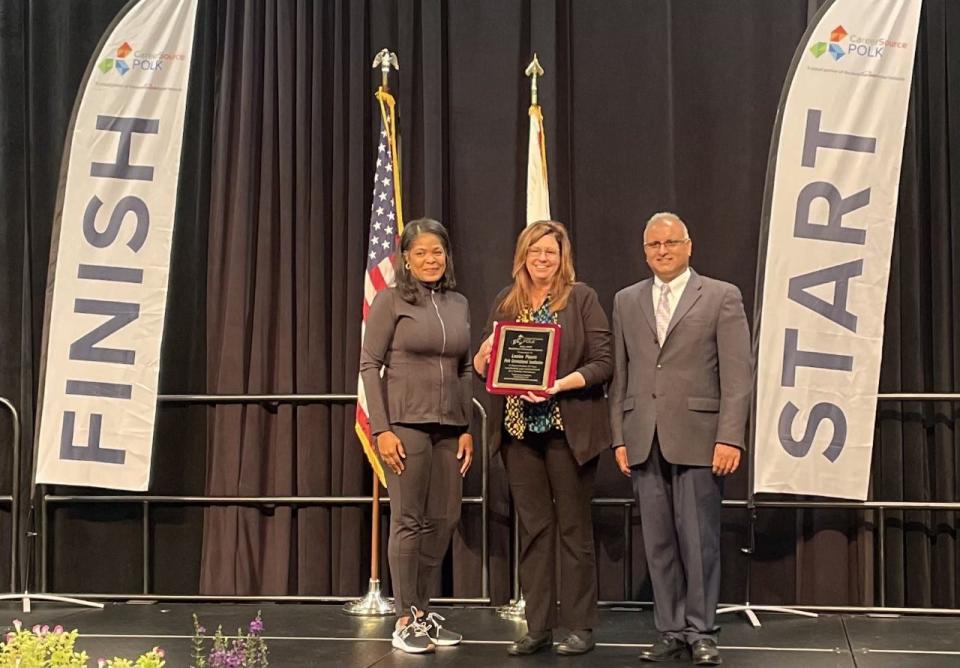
[524,54,544,106]
[372,48,399,90]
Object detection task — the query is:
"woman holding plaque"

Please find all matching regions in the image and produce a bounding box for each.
[360,218,474,654]
[473,221,612,656]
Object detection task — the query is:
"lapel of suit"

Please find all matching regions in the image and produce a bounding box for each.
[664,269,703,342]
[636,279,657,337]
[556,291,576,370]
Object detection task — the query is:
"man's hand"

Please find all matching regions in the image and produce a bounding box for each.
[613,445,631,477]
[457,432,474,477]
[712,443,741,476]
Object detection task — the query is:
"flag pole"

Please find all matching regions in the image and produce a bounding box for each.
[343,47,400,618]
[524,53,543,106]
[497,54,548,623]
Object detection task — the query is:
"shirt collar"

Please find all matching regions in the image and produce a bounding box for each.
[653,266,691,293]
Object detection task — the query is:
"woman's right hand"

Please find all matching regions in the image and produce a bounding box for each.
[473,330,495,375]
[377,431,406,474]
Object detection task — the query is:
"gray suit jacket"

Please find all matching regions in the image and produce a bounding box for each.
[608,269,752,467]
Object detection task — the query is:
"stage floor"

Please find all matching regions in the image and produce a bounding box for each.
[1,602,958,667]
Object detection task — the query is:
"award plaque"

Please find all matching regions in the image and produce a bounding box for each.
[485,321,561,396]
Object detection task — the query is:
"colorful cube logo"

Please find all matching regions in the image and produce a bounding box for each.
[811,25,847,61]
[97,41,133,76]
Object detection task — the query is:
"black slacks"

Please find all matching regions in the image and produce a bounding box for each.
[632,439,723,643]
[382,423,463,617]
[502,430,598,633]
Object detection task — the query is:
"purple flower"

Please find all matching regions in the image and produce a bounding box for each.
[249,617,264,634]
[211,646,244,668]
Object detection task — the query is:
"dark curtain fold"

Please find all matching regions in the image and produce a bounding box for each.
[201,0,375,595]
[0,0,956,608]
[874,0,960,608]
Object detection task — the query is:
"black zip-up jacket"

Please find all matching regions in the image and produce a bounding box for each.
[360,284,472,435]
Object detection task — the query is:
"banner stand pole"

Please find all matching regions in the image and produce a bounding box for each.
[716,430,817,627]
[343,470,394,616]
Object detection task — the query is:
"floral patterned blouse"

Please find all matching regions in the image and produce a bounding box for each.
[504,298,564,440]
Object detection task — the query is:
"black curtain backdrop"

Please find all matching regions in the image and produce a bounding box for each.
[0,0,956,608]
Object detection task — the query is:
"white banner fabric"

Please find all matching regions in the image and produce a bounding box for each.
[35,0,198,490]
[754,0,921,499]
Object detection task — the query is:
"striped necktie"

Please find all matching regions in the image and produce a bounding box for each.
[656,283,672,345]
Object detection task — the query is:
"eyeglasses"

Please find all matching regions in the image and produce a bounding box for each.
[527,248,559,258]
[643,239,689,252]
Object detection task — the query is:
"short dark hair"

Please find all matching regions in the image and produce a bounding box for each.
[395,218,457,303]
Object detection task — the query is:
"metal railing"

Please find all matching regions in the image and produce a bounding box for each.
[40,393,490,604]
[0,398,19,592]
[591,392,960,616]
[32,391,960,615]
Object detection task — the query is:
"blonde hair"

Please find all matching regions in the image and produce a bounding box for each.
[498,221,576,317]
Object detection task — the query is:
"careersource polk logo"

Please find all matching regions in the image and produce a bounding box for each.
[97,41,134,75]
[810,25,848,61]
[810,25,910,61]
[97,41,186,76]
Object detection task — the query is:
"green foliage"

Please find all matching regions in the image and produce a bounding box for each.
[0,620,165,668]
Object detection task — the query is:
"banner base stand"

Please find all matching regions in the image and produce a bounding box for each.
[0,591,105,613]
[716,604,818,628]
[342,578,394,616]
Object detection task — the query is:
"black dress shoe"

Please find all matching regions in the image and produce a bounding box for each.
[555,629,594,655]
[691,638,722,665]
[639,635,687,662]
[507,630,552,656]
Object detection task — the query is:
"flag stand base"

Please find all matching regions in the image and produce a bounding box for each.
[342,578,394,616]
[497,593,526,620]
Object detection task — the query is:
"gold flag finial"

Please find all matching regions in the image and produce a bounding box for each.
[524,54,544,106]
[372,48,399,90]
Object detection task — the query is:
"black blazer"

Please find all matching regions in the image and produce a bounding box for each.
[479,282,613,464]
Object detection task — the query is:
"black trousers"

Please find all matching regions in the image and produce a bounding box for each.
[382,423,463,618]
[632,439,723,643]
[502,430,598,633]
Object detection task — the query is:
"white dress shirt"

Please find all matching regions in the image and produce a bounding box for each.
[652,267,692,321]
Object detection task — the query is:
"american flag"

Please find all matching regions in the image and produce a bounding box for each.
[355,92,401,487]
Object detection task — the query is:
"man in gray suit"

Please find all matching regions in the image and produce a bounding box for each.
[609,212,752,666]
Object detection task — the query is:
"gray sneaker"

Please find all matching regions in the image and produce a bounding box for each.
[423,611,462,646]
[392,608,436,654]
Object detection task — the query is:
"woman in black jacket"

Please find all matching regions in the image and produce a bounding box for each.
[360,218,474,654]
[474,221,612,656]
